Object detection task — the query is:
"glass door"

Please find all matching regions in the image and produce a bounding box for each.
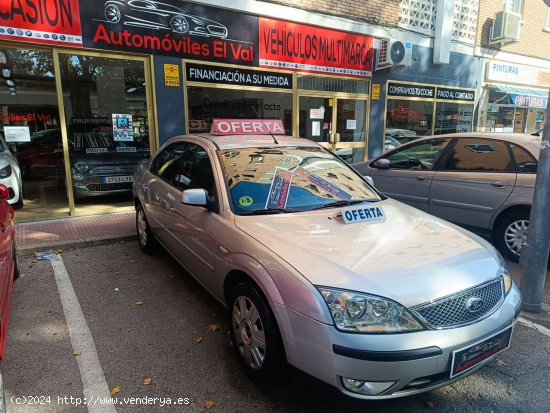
[299,94,367,163]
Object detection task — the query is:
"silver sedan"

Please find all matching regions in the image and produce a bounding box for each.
[133,132,521,399]
[353,133,540,262]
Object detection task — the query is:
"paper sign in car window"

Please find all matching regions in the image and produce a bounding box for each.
[265,168,293,209]
[342,205,386,225]
[294,167,352,200]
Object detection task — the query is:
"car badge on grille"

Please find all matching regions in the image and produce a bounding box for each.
[465,297,484,313]
[114,167,121,173]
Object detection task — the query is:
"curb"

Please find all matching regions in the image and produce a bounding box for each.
[17,234,137,257]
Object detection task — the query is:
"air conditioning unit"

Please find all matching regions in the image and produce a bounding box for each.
[375,39,412,70]
[490,11,521,43]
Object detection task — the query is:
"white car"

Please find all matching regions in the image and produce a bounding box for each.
[0,134,22,208]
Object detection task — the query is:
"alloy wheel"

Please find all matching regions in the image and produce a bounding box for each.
[137,208,147,247]
[170,16,189,33]
[232,296,266,369]
[504,219,529,257]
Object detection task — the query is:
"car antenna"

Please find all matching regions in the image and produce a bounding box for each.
[250,105,279,145]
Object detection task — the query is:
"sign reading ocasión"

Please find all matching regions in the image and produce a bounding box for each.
[0,0,82,46]
[259,17,374,78]
[79,0,258,66]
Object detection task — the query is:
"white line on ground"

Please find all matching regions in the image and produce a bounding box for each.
[518,317,550,337]
[51,256,117,413]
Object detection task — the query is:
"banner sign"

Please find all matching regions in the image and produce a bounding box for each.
[486,61,538,86]
[0,0,82,46]
[210,119,286,135]
[80,0,258,65]
[259,17,374,78]
[265,168,292,209]
[186,63,292,89]
[436,87,475,102]
[508,94,548,108]
[388,83,435,98]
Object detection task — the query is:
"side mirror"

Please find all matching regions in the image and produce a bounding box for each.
[374,158,390,169]
[181,188,207,206]
[0,184,9,200]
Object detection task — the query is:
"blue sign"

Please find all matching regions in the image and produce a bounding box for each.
[508,94,548,108]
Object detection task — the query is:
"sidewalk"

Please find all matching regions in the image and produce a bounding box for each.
[16,212,136,254]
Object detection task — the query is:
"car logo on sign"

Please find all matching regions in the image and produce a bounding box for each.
[465,297,484,313]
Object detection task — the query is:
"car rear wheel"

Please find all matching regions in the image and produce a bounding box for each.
[229,283,284,382]
[170,15,189,33]
[136,204,156,254]
[105,4,121,23]
[495,211,529,262]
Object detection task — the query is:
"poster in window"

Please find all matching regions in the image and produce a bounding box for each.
[112,114,133,141]
[4,126,30,143]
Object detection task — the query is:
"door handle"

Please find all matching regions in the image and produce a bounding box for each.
[491,181,505,188]
[1,224,5,233]
[416,176,429,181]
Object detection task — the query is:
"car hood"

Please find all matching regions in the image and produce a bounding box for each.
[234,199,502,308]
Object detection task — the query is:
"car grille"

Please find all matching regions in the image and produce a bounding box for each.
[86,183,133,192]
[411,278,504,329]
[89,166,135,176]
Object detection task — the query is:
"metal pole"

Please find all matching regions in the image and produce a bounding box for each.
[519,89,550,313]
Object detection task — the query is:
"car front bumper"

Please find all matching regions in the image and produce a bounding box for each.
[274,283,522,399]
[73,178,134,198]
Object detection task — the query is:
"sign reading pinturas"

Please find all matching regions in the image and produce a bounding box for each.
[259,17,374,78]
[80,0,258,65]
[0,0,82,46]
[186,63,292,89]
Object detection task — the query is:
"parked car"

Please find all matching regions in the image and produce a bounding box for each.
[70,131,149,198]
[353,132,541,261]
[14,129,64,179]
[133,123,521,399]
[0,183,18,412]
[0,134,22,208]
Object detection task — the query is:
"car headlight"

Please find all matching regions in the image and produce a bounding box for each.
[318,287,424,333]
[74,161,89,173]
[0,164,12,178]
[502,271,513,295]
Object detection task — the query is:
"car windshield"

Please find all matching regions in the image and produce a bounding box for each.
[218,146,380,215]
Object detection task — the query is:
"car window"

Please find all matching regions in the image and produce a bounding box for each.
[383,139,450,170]
[443,139,513,172]
[510,144,537,173]
[218,147,380,215]
[151,142,187,180]
[174,144,216,193]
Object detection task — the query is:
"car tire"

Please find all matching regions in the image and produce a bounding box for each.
[104,3,121,23]
[228,282,285,382]
[495,211,529,262]
[136,204,157,254]
[13,244,19,281]
[13,190,23,209]
[170,15,189,33]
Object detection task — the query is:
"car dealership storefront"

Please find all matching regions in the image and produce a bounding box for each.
[0,0,374,221]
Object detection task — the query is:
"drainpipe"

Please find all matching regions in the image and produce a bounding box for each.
[519,90,550,313]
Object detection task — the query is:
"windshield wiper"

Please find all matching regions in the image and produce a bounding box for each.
[312,199,378,210]
[238,207,302,216]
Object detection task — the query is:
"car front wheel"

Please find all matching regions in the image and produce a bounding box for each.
[136,204,156,253]
[495,211,529,262]
[170,15,189,33]
[229,283,284,382]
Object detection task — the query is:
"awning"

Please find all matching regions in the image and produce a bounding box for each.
[494,84,549,108]
[494,84,549,97]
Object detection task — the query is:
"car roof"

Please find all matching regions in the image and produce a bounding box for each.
[406,132,541,156]
[168,133,322,150]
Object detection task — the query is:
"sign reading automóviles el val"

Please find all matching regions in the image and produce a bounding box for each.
[79,0,258,66]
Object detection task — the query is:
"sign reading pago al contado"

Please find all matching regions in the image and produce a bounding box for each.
[0,0,82,46]
[80,0,258,66]
[259,18,374,78]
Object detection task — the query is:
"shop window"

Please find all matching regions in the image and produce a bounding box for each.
[386,100,433,137]
[187,87,292,134]
[510,144,537,173]
[434,102,474,135]
[298,76,369,94]
[443,139,513,172]
[0,48,68,222]
[58,54,151,215]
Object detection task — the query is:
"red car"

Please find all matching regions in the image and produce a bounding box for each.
[0,183,17,410]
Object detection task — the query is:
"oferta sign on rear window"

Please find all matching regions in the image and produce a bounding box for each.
[79,0,258,66]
